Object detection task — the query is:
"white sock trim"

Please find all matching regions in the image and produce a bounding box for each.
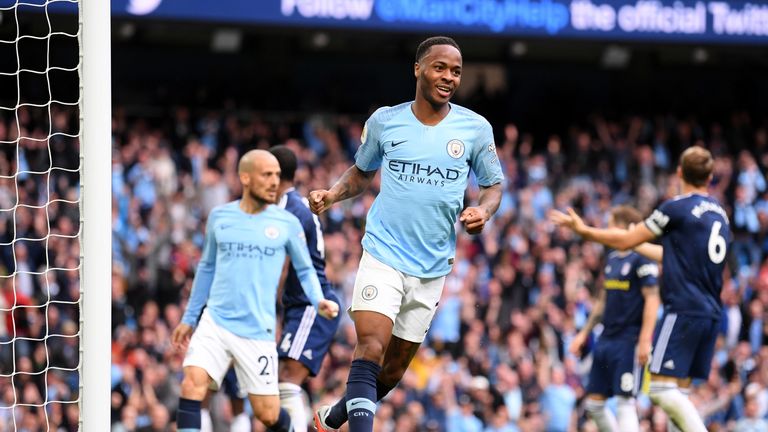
[279,382,304,395]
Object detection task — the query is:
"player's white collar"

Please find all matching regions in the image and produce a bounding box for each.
[672,192,709,201]
[277,187,295,209]
[609,250,631,258]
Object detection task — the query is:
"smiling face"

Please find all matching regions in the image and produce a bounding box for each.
[414,44,462,109]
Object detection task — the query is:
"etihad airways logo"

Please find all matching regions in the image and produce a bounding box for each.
[387,160,462,187]
[219,242,277,259]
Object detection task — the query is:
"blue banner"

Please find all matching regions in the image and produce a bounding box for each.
[10,0,768,43]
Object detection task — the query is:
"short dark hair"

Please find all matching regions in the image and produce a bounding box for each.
[415,36,461,63]
[679,145,714,187]
[610,205,643,228]
[268,145,297,181]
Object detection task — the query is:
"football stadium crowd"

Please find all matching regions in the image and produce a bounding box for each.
[1,103,768,431]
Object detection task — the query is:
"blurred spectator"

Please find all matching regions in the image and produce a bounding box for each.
[734,396,768,432]
[539,363,576,432]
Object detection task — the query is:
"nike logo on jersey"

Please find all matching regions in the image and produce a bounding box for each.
[386,140,407,147]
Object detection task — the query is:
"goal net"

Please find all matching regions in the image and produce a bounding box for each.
[0,0,110,430]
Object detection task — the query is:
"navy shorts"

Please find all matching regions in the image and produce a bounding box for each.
[586,335,642,397]
[278,293,341,377]
[649,312,719,380]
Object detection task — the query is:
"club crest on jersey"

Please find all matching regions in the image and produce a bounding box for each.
[264,226,280,239]
[447,139,465,159]
[621,262,631,276]
[361,285,378,300]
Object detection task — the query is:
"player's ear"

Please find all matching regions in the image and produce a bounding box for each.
[239,171,249,187]
[414,62,420,79]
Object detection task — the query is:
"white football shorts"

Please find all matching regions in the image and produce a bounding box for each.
[183,309,279,396]
[350,250,446,343]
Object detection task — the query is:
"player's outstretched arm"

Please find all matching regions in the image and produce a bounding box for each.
[460,183,502,235]
[634,243,663,263]
[308,165,376,215]
[548,208,656,250]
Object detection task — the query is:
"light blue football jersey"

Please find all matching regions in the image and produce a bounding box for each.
[181,201,323,340]
[355,102,503,277]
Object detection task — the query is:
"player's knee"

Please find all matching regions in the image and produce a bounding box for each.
[355,336,387,362]
[253,406,280,426]
[180,373,209,400]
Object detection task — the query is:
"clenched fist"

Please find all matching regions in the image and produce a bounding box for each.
[308,190,336,215]
[318,299,340,319]
[460,206,489,235]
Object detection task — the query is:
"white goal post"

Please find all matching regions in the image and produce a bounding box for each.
[80,0,110,430]
[0,0,110,429]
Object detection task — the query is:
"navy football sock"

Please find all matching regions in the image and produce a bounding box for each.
[327,377,394,428]
[345,359,381,432]
[376,378,395,401]
[177,397,202,432]
[326,395,347,428]
[267,407,293,432]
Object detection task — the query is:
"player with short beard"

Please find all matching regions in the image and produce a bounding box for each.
[172,150,339,432]
[309,36,504,432]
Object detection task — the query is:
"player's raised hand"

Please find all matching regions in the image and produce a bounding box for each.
[308,189,335,215]
[317,299,340,320]
[459,206,488,235]
[171,323,193,351]
[548,208,587,234]
[568,331,587,356]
